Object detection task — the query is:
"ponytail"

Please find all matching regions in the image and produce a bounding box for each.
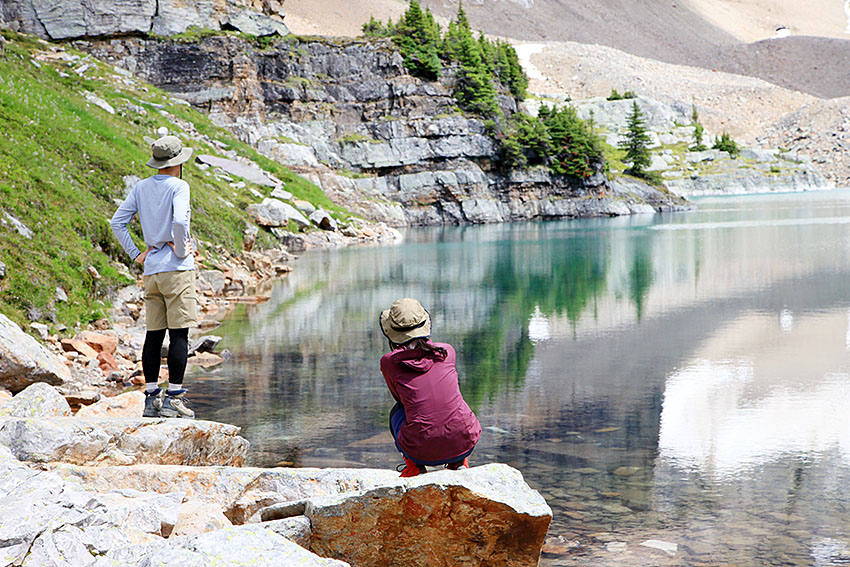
[389,338,447,361]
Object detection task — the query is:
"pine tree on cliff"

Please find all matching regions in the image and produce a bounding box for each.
[541,105,602,178]
[619,101,652,177]
[446,2,500,117]
[394,0,441,79]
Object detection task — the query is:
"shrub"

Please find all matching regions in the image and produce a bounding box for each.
[498,106,602,178]
[607,89,636,101]
[712,132,739,155]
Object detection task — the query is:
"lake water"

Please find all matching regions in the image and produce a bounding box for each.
[191,190,850,566]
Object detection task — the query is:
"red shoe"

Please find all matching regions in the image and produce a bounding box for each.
[399,456,425,478]
[446,458,469,471]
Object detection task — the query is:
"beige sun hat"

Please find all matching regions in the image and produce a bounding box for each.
[146,135,193,169]
[380,298,432,345]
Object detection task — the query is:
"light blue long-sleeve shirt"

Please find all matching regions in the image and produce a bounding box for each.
[110,174,194,276]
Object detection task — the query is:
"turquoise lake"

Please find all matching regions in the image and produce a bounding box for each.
[191,190,850,566]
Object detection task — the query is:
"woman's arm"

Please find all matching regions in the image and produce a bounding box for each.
[380,357,401,402]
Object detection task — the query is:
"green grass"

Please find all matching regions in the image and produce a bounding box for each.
[0,30,349,329]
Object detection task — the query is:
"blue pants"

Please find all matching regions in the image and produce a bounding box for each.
[389,402,474,466]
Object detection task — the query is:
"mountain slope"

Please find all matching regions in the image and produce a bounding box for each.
[417,0,850,99]
[0,30,340,327]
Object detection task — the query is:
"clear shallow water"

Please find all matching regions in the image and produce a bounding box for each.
[191,190,850,566]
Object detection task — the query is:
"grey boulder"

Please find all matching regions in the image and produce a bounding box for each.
[0,313,71,393]
[248,198,310,230]
[0,417,249,466]
[0,382,71,418]
[309,209,339,231]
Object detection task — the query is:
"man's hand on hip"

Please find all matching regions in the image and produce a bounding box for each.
[135,248,150,265]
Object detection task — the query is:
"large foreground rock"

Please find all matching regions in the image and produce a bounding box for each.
[0,446,343,567]
[0,314,71,393]
[307,464,552,567]
[52,463,399,523]
[94,524,348,567]
[0,446,181,564]
[0,417,248,466]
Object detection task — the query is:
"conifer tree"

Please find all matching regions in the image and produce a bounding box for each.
[449,2,500,117]
[394,0,442,79]
[690,104,706,151]
[619,101,652,177]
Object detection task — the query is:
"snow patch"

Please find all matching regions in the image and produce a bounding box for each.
[845,0,850,34]
[513,43,546,81]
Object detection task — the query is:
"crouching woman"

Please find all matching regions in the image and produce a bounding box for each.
[379,298,482,477]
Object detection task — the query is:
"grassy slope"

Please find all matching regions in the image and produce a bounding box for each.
[0,30,344,329]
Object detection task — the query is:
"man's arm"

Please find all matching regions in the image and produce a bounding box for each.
[110,190,142,261]
[171,182,191,258]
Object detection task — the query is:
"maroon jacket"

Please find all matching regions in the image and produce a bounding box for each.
[380,342,481,462]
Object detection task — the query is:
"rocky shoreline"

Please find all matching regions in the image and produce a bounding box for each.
[0,306,552,566]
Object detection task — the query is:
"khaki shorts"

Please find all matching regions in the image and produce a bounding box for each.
[143,270,198,330]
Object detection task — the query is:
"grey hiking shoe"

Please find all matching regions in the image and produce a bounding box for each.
[160,389,195,419]
[143,388,163,418]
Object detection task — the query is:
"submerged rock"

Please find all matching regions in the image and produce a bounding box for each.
[306,464,552,567]
[0,314,71,393]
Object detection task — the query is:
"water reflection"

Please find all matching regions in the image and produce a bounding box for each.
[190,190,850,565]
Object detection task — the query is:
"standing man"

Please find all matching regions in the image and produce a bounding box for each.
[111,135,197,419]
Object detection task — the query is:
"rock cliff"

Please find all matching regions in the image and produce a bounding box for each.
[0,0,288,39]
[81,35,687,226]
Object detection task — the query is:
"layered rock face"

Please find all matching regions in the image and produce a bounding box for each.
[83,36,686,226]
[0,0,288,40]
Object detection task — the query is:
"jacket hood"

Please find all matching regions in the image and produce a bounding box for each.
[391,348,435,373]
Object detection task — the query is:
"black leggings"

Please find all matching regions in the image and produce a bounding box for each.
[142,328,189,387]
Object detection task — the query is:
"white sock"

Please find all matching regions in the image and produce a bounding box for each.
[145,383,158,393]
[167,383,183,393]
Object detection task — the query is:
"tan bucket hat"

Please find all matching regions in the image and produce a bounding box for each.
[380,298,432,345]
[146,135,193,169]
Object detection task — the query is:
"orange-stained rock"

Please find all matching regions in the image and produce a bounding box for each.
[306,464,552,567]
[97,351,118,373]
[172,500,233,537]
[76,331,118,355]
[60,338,98,361]
[76,391,144,418]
